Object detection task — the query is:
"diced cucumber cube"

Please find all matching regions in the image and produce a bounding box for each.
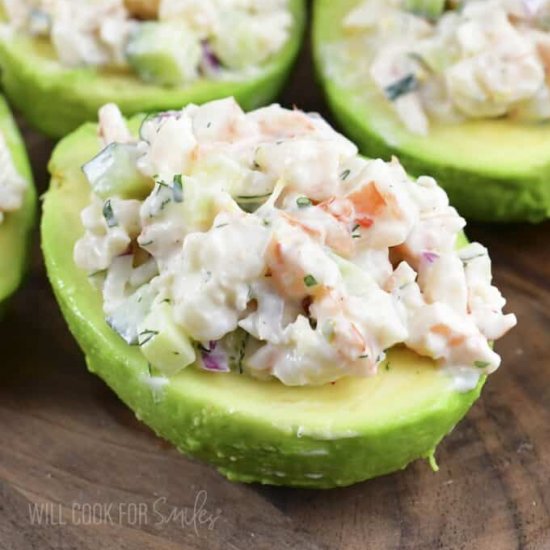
[107,284,157,345]
[210,13,276,70]
[404,0,445,18]
[138,302,196,376]
[224,328,251,373]
[331,254,376,296]
[126,22,202,86]
[82,143,153,200]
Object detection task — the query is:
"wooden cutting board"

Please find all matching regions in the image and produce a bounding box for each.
[1,35,549,550]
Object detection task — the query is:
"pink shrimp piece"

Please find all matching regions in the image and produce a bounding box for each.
[347,181,387,227]
[282,208,355,258]
[317,196,355,224]
[256,108,317,139]
[430,324,467,347]
[265,239,311,300]
[316,197,356,255]
[312,290,368,361]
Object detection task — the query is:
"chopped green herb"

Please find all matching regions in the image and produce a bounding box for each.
[384,74,418,101]
[359,354,369,359]
[197,342,211,353]
[340,169,351,181]
[322,320,335,342]
[238,333,249,374]
[404,0,446,19]
[474,361,490,369]
[88,269,106,278]
[296,196,312,208]
[215,223,229,229]
[408,52,432,72]
[304,274,318,288]
[147,363,153,376]
[139,330,159,346]
[236,192,272,201]
[172,174,184,203]
[385,362,391,371]
[460,253,487,265]
[102,200,118,228]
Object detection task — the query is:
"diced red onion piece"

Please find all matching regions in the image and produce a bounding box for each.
[522,0,543,16]
[422,251,440,264]
[200,341,230,373]
[201,41,222,75]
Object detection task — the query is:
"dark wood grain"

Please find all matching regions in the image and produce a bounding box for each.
[1,25,549,550]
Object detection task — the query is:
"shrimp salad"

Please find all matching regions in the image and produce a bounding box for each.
[0,130,26,225]
[338,0,550,135]
[1,0,292,85]
[74,98,516,389]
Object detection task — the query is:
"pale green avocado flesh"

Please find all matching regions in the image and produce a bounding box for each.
[42,121,483,488]
[0,0,305,138]
[0,96,35,314]
[313,0,550,222]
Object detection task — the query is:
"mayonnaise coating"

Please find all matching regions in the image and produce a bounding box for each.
[1,0,292,78]
[338,0,550,134]
[0,131,27,225]
[75,98,517,388]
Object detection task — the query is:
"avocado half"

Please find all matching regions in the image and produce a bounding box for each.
[313,0,550,222]
[0,0,305,138]
[42,119,484,488]
[0,96,35,316]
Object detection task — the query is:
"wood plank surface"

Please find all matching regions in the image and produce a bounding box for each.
[1,24,549,550]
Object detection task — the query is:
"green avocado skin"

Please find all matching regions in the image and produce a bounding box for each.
[313,0,550,223]
[0,96,35,315]
[0,0,305,138]
[42,121,483,489]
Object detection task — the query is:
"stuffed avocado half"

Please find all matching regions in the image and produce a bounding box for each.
[0,96,35,314]
[313,0,550,222]
[42,98,516,487]
[0,0,305,138]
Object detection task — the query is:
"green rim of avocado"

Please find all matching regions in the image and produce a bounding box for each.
[0,96,35,315]
[312,0,550,223]
[0,0,306,138]
[42,118,484,488]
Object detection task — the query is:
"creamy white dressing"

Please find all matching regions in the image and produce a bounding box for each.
[0,130,27,225]
[340,0,550,134]
[1,0,291,79]
[74,98,516,389]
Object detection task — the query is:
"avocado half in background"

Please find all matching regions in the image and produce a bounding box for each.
[42,117,483,488]
[0,97,35,316]
[0,0,305,139]
[312,0,550,223]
